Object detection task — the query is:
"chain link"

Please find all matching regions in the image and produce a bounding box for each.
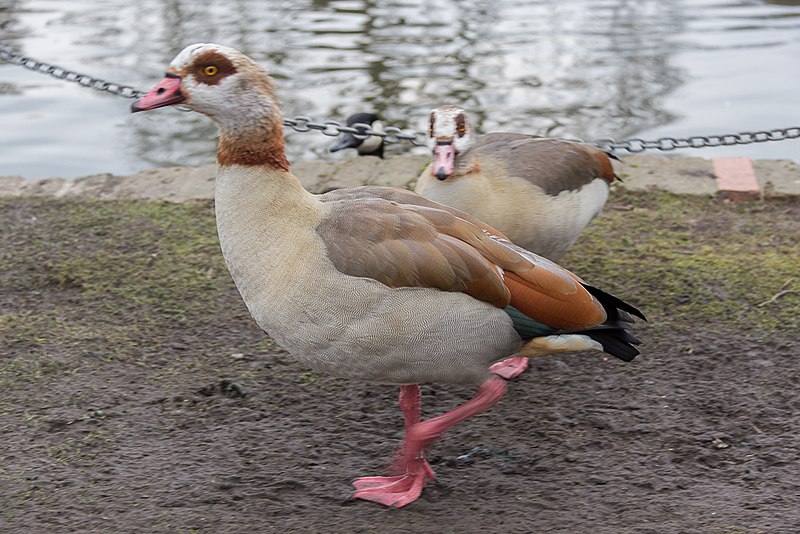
[594,128,800,153]
[1,43,144,99]
[282,116,428,146]
[2,44,798,153]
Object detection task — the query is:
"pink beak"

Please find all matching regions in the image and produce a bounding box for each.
[432,143,457,180]
[131,75,185,112]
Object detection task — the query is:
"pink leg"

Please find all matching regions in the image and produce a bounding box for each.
[352,376,508,508]
[490,356,529,379]
[400,384,422,429]
[352,385,434,491]
[398,385,436,481]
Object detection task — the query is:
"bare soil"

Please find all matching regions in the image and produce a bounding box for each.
[1,192,799,533]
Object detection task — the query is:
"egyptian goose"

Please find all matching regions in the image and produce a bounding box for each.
[415,105,618,261]
[131,43,645,509]
[329,112,385,158]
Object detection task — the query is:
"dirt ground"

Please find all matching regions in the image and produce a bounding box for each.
[1,191,799,533]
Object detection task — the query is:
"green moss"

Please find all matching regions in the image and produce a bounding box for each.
[1,198,261,390]
[1,193,798,394]
[561,191,800,333]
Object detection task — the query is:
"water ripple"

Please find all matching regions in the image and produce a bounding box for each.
[1,0,798,178]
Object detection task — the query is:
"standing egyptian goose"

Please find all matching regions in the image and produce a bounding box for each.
[415,105,618,261]
[329,112,385,158]
[132,43,644,509]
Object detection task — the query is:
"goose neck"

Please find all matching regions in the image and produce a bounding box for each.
[455,149,480,177]
[217,120,290,171]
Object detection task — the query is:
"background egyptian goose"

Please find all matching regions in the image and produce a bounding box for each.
[131,43,644,509]
[329,112,385,158]
[415,105,618,261]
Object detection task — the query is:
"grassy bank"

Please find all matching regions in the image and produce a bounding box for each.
[1,191,798,532]
[3,191,799,399]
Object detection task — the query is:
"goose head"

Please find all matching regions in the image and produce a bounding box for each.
[428,105,477,180]
[329,112,385,158]
[131,43,288,169]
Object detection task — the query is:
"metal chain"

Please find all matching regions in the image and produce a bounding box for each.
[3,44,798,152]
[282,116,428,146]
[0,43,145,99]
[280,122,800,152]
[0,44,428,144]
[593,129,800,153]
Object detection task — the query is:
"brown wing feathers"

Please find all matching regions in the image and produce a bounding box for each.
[482,138,617,194]
[436,234,511,307]
[324,186,513,241]
[419,216,606,326]
[316,198,512,306]
[317,189,618,330]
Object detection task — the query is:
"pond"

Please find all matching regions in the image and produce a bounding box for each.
[1,0,799,179]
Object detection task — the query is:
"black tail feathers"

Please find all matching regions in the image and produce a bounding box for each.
[572,283,646,362]
[578,326,641,362]
[582,284,647,322]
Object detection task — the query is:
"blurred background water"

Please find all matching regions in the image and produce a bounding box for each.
[1,0,798,179]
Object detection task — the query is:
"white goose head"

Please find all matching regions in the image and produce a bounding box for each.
[132,43,288,169]
[428,105,478,180]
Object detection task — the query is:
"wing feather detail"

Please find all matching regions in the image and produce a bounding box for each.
[316,186,611,328]
[477,137,617,195]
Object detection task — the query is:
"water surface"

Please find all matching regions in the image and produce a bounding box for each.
[1,0,798,179]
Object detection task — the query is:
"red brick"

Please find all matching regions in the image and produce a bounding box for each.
[712,157,760,202]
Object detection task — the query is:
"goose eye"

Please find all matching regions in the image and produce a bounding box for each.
[204,65,218,76]
[455,113,466,137]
